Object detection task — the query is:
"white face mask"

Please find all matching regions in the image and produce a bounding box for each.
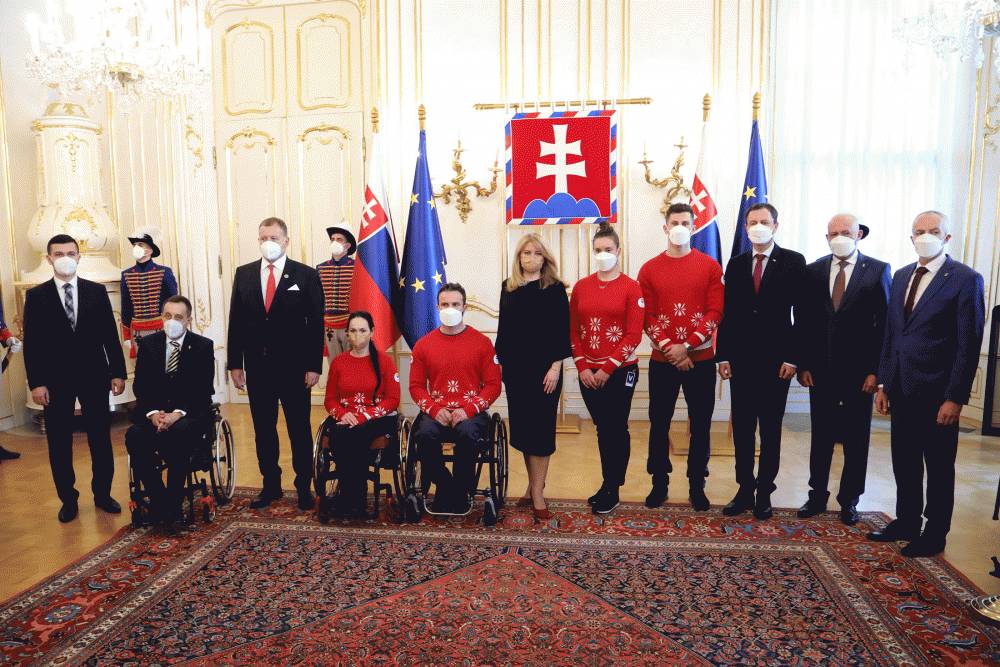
[163,318,186,340]
[439,307,463,327]
[913,233,944,259]
[828,235,856,258]
[668,225,692,246]
[132,245,148,261]
[260,240,284,262]
[747,224,773,245]
[330,241,346,257]
[594,251,618,272]
[53,256,77,277]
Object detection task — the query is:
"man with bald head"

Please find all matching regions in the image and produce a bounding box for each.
[868,211,984,557]
[795,214,890,525]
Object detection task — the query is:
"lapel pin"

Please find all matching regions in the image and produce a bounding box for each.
[284,274,289,279]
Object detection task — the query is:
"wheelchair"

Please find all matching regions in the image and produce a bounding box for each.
[128,403,237,527]
[312,414,407,523]
[399,412,509,526]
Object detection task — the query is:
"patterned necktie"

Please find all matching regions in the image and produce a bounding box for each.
[752,254,766,295]
[167,341,180,376]
[264,264,276,312]
[62,283,75,330]
[831,260,848,311]
[904,266,929,319]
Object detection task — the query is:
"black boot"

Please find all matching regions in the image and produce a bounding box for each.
[645,475,669,508]
[689,486,710,512]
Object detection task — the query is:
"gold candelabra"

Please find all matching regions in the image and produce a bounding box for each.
[639,137,691,214]
[433,140,502,223]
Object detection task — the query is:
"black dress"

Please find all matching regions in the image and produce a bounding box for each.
[495,279,572,456]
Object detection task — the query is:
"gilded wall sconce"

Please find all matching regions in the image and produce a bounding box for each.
[433,140,502,223]
[638,137,691,214]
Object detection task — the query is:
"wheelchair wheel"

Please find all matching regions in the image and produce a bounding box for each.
[313,422,328,500]
[211,418,236,503]
[491,414,509,509]
[400,419,422,522]
[482,496,498,527]
[388,416,411,523]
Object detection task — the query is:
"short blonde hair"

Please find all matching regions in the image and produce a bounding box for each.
[506,233,565,292]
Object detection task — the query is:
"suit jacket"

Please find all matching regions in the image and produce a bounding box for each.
[23,277,127,391]
[226,257,325,376]
[877,256,985,404]
[797,253,891,392]
[716,244,806,368]
[132,330,215,421]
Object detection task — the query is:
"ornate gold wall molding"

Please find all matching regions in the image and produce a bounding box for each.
[205,0,365,27]
[222,19,277,115]
[296,13,353,110]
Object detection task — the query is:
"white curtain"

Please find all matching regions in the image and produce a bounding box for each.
[769,0,974,272]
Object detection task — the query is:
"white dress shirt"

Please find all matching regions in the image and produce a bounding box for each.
[53,274,80,322]
[146,331,188,418]
[260,254,287,299]
[905,251,947,309]
[828,250,858,296]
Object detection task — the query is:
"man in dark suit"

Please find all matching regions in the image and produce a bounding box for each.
[23,234,127,523]
[795,214,890,525]
[716,203,806,520]
[869,211,985,557]
[126,296,215,529]
[227,217,324,510]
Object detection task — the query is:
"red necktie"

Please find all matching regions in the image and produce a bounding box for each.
[753,254,765,294]
[264,264,276,312]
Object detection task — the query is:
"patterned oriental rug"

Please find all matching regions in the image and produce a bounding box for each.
[2,490,998,666]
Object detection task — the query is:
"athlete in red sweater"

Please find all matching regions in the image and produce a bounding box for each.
[409,283,502,513]
[637,203,724,511]
[570,223,645,514]
[322,312,401,517]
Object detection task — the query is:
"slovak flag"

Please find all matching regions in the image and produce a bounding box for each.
[689,117,722,265]
[349,131,401,352]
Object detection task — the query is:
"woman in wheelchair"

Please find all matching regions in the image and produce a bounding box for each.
[323,311,400,517]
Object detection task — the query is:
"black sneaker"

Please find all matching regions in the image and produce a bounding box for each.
[689,487,710,512]
[588,485,609,506]
[592,490,620,514]
[645,476,669,508]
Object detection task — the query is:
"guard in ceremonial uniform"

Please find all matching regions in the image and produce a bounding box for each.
[120,230,178,358]
[316,226,357,358]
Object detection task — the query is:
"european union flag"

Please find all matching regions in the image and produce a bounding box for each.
[398,129,448,348]
[730,119,768,259]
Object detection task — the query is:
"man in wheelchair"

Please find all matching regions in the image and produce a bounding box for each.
[126,296,215,529]
[409,283,502,514]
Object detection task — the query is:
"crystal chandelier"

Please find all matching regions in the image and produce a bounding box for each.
[24,0,208,105]
[897,1,1000,71]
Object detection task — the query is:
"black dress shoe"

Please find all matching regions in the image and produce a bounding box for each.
[0,445,20,460]
[58,502,78,523]
[689,487,710,512]
[94,497,122,514]
[592,490,620,514]
[722,490,755,517]
[250,490,283,509]
[753,495,773,520]
[297,491,316,511]
[840,505,860,526]
[645,476,669,508]
[797,500,827,519]
[900,535,946,558]
[866,521,920,542]
[588,485,610,506]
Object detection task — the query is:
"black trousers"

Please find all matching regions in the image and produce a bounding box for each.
[729,360,792,496]
[646,359,716,486]
[889,392,959,539]
[125,416,203,520]
[807,383,873,508]
[412,412,490,500]
[331,415,399,503]
[246,366,313,496]
[43,383,114,505]
[579,365,637,488]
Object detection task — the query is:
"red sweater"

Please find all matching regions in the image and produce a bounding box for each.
[324,351,401,424]
[637,250,724,363]
[569,272,645,374]
[409,326,502,419]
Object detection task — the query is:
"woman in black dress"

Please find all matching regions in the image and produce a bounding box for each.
[495,233,571,521]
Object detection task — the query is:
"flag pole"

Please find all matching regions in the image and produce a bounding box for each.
[371,106,379,134]
[418,104,426,131]
[703,93,711,122]
[752,91,760,122]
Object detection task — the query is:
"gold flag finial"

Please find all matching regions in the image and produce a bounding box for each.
[752,92,761,121]
[418,104,426,131]
[371,107,380,133]
[703,93,712,122]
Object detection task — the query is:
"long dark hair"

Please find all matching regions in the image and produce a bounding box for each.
[348,311,381,401]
